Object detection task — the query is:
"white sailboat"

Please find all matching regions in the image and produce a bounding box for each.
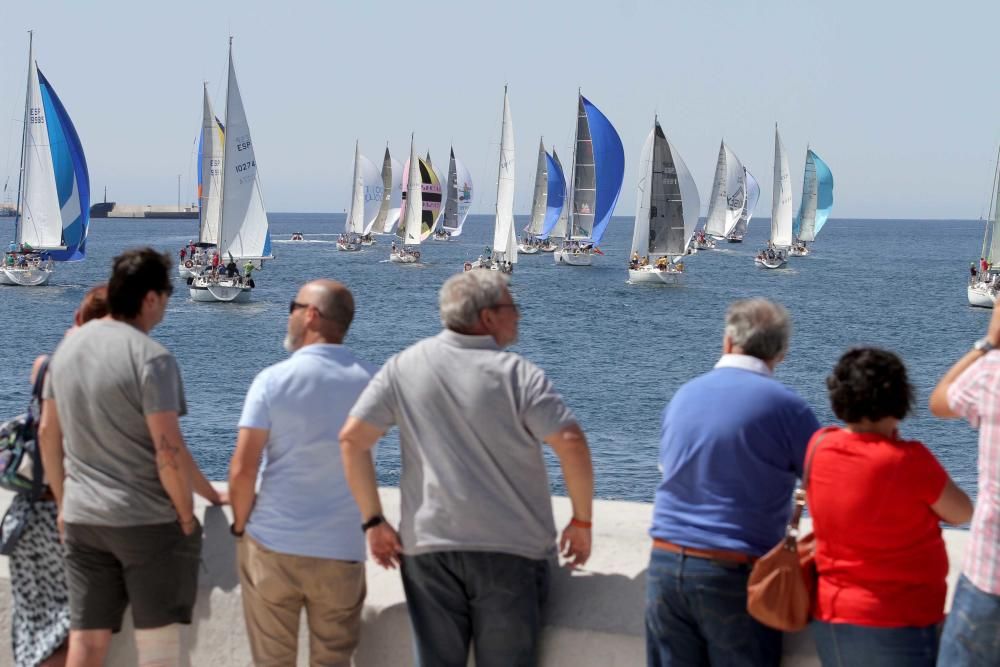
[390,135,422,263]
[700,141,746,249]
[436,147,474,241]
[180,84,224,279]
[970,147,1000,307]
[466,87,516,274]
[190,39,273,302]
[755,125,793,269]
[368,146,403,242]
[519,138,548,254]
[789,148,834,256]
[554,93,625,266]
[727,168,760,242]
[628,118,700,285]
[1,33,90,287]
[338,141,381,251]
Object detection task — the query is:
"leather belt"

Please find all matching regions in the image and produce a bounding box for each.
[653,538,757,565]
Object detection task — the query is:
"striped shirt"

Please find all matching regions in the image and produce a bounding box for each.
[947,352,1000,594]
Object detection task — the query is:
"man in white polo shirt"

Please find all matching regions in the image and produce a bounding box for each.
[341,270,594,667]
[228,279,376,666]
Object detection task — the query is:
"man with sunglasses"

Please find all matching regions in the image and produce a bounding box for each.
[228,279,376,666]
[341,270,593,667]
[39,247,222,666]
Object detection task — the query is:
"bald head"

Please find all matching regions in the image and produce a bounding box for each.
[285,280,355,352]
[303,279,354,340]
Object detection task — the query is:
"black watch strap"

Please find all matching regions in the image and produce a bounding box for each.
[361,515,385,533]
[230,523,244,537]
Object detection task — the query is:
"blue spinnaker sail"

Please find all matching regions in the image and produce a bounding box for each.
[37,70,89,262]
[582,96,624,246]
[539,152,565,239]
[812,151,834,238]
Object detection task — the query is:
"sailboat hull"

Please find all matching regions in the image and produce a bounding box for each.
[539,241,558,252]
[389,250,420,264]
[968,284,997,308]
[554,249,592,266]
[189,276,252,302]
[517,244,540,254]
[628,267,682,285]
[788,245,811,257]
[336,241,361,252]
[692,238,717,250]
[755,256,788,269]
[726,236,744,243]
[0,266,53,286]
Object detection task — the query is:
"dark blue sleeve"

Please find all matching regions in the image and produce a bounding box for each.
[788,401,821,477]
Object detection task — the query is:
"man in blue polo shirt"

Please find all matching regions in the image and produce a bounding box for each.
[228,279,376,666]
[646,298,819,667]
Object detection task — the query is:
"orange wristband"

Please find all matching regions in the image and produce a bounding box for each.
[570,518,592,529]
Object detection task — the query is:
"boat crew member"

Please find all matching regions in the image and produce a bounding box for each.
[244,261,254,279]
[226,259,239,278]
[972,263,978,279]
[179,247,187,261]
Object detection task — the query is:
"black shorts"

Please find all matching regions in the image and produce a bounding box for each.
[63,521,201,632]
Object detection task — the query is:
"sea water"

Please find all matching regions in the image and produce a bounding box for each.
[0,214,988,502]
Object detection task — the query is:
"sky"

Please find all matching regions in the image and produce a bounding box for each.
[1,0,999,219]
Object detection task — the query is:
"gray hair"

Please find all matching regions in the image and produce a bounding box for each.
[724,298,791,361]
[439,271,510,331]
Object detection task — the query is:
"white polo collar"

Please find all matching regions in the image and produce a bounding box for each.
[714,354,773,376]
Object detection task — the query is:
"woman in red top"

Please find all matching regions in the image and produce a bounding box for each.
[808,347,973,667]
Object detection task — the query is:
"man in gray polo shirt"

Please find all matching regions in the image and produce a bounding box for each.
[341,270,594,667]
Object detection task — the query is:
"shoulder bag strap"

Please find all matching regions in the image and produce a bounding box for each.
[784,430,830,547]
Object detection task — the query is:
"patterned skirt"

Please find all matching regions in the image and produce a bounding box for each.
[6,496,70,667]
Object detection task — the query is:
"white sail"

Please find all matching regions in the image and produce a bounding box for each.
[388,158,403,231]
[492,87,515,255]
[672,137,702,252]
[199,85,224,246]
[346,141,365,234]
[451,157,473,237]
[218,43,271,260]
[796,150,819,242]
[17,40,63,250]
[527,138,548,236]
[400,136,422,245]
[631,128,655,256]
[770,126,794,248]
[704,142,745,238]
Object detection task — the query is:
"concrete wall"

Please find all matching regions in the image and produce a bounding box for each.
[0,486,969,666]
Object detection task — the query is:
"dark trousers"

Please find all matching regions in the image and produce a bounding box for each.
[400,551,549,667]
[645,549,781,667]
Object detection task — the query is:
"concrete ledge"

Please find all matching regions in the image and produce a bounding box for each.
[0,486,969,666]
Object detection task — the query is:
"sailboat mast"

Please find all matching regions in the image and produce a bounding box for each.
[13,31,33,237]
[567,90,581,241]
[218,37,233,256]
[493,86,507,231]
[986,143,1000,262]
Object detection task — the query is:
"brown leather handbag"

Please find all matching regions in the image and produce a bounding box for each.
[746,434,825,632]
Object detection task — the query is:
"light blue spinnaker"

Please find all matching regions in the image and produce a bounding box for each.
[582,96,624,247]
[794,149,833,243]
[539,152,565,239]
[37,70,89,261]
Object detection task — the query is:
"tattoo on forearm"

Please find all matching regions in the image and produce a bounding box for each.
[156,435,181,471]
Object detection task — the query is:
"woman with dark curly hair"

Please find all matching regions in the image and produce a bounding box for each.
[807,347,973,667]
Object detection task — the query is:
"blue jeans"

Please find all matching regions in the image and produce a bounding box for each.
[811,620,938,666]
[645,549,781,667]
[400,551,549,667]
[937,574,1000,666]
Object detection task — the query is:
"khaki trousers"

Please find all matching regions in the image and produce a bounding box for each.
[237,535,365,667]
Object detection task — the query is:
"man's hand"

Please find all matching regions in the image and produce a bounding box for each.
[368,522,403,569]
[210,489,230,505]
[559,522,591,569]
[179,516,199,536]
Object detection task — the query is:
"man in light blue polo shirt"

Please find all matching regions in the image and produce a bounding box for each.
[646,298,820,667]
[228,279,376,667]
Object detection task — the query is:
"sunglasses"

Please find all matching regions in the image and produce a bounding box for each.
[289,300,332,319]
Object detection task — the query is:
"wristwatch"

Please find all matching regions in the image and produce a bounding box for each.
[361,515,385,533]
[974,337,995,354]
[230,523,244,537]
